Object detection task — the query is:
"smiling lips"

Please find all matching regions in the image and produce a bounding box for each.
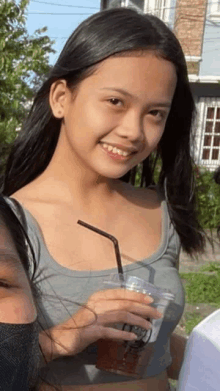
[100,142,137,157]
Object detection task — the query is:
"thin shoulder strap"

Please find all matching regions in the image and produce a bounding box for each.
[5,197,27,232]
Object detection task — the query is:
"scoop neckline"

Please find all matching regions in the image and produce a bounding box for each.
[20,198,169,277]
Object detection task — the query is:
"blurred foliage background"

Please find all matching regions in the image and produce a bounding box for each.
[135,159,220,230]
[0,0,55,182]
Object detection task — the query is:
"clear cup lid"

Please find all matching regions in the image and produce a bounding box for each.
[104,274,175,302]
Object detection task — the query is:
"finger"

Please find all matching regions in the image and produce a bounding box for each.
[102,326,138,341]
[98,311,152,330]
[89,299,162,319]
[125,302,162,319]
[113,300,162,319]
[90,288,154,305]
[82,324,138,343]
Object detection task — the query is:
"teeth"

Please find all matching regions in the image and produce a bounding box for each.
[102,143,130,157]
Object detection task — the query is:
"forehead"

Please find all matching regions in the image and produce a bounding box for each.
[79,52,177,98]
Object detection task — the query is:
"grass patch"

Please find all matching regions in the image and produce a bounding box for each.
[180,263,220,306]
[199,261,220,273]
[169,379,177,388]
[184,312,204,335]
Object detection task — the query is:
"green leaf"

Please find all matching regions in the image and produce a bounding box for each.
[0,0,55,178]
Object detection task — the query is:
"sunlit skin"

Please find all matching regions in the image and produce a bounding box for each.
[12,52,177,210]
[0,223,37,324]
[12,52,178,390]
[35,52,177,207]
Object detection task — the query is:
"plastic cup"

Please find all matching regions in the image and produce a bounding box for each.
[96,274,175,378]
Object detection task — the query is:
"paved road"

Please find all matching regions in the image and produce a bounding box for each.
[175,229,220,339]
[179,229,220,273]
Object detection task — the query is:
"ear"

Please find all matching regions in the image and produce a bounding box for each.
[49,80,69,119]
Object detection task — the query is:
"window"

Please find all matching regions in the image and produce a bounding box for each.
[196,98,220,170]
[143,0,171,22]
[104,0,124,9]
[103,0,171,23]
[208,0,220,21]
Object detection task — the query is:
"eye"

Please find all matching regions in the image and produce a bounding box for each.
[149,110,166,121]
[108,98,124,107]
[0,280,12,289]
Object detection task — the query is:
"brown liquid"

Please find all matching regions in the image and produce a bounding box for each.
[96,339,155,378]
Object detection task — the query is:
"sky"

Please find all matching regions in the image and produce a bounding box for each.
[26,0,101,66]
[25,0,220,76]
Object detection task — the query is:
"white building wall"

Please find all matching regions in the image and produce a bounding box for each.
[200,21,220,76]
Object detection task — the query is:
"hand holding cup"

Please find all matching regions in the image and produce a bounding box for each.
[55,287,162,357]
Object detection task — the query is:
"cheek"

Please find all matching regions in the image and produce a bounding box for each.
[80,102,116,137]
[144,125,164,149]
[138,125,164,162]
[0,293,37,324]
[67,99,116,140]
[154,128,164,147]
[0,268,37,324]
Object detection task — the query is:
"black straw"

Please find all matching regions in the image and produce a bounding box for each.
[77,220,124,285]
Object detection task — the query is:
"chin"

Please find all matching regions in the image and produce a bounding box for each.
[101,171,130,180]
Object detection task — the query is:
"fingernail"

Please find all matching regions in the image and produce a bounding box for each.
[131,333,138,340]
[145,296,154,303]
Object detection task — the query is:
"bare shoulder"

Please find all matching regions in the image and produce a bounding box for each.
[10,182,56,222]
[136,186,162,204]
[117,180,162,209]
[11,187,34,205]
[11,178,57,206]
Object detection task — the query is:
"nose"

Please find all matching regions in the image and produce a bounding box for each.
[116,110,145,143]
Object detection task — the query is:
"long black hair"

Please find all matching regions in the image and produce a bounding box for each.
[0,195,39,299]
[213,166,220,239]
[3,8,208,256]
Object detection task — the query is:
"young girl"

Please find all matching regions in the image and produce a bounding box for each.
[3,8,207,390]
[0,195,40,390]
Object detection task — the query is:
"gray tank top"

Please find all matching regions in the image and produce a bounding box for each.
[6,189,185,386]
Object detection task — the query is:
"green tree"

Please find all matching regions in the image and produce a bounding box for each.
[0,0,55,180]
[195,166,220,229]
[135,162,220,229]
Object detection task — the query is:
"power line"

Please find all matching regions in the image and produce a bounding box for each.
[31,0,99,9]
[28,2,214,14]
[49,35,220,40]
[25,0,220,21]
[30,0,220,11]
[25,2,220,22]
[29,12,93,15]
[27,11,212,18]
[26,2,220,28]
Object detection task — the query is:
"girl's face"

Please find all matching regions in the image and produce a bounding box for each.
[51,52,177,179]
[0,223,37,324]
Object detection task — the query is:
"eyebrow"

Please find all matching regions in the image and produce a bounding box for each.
[100,87,133,99]
[100,88,172,108]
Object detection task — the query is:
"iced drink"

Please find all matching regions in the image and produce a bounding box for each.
[96,275,174,378]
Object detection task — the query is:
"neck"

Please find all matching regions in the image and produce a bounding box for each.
[35,131,120,209]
